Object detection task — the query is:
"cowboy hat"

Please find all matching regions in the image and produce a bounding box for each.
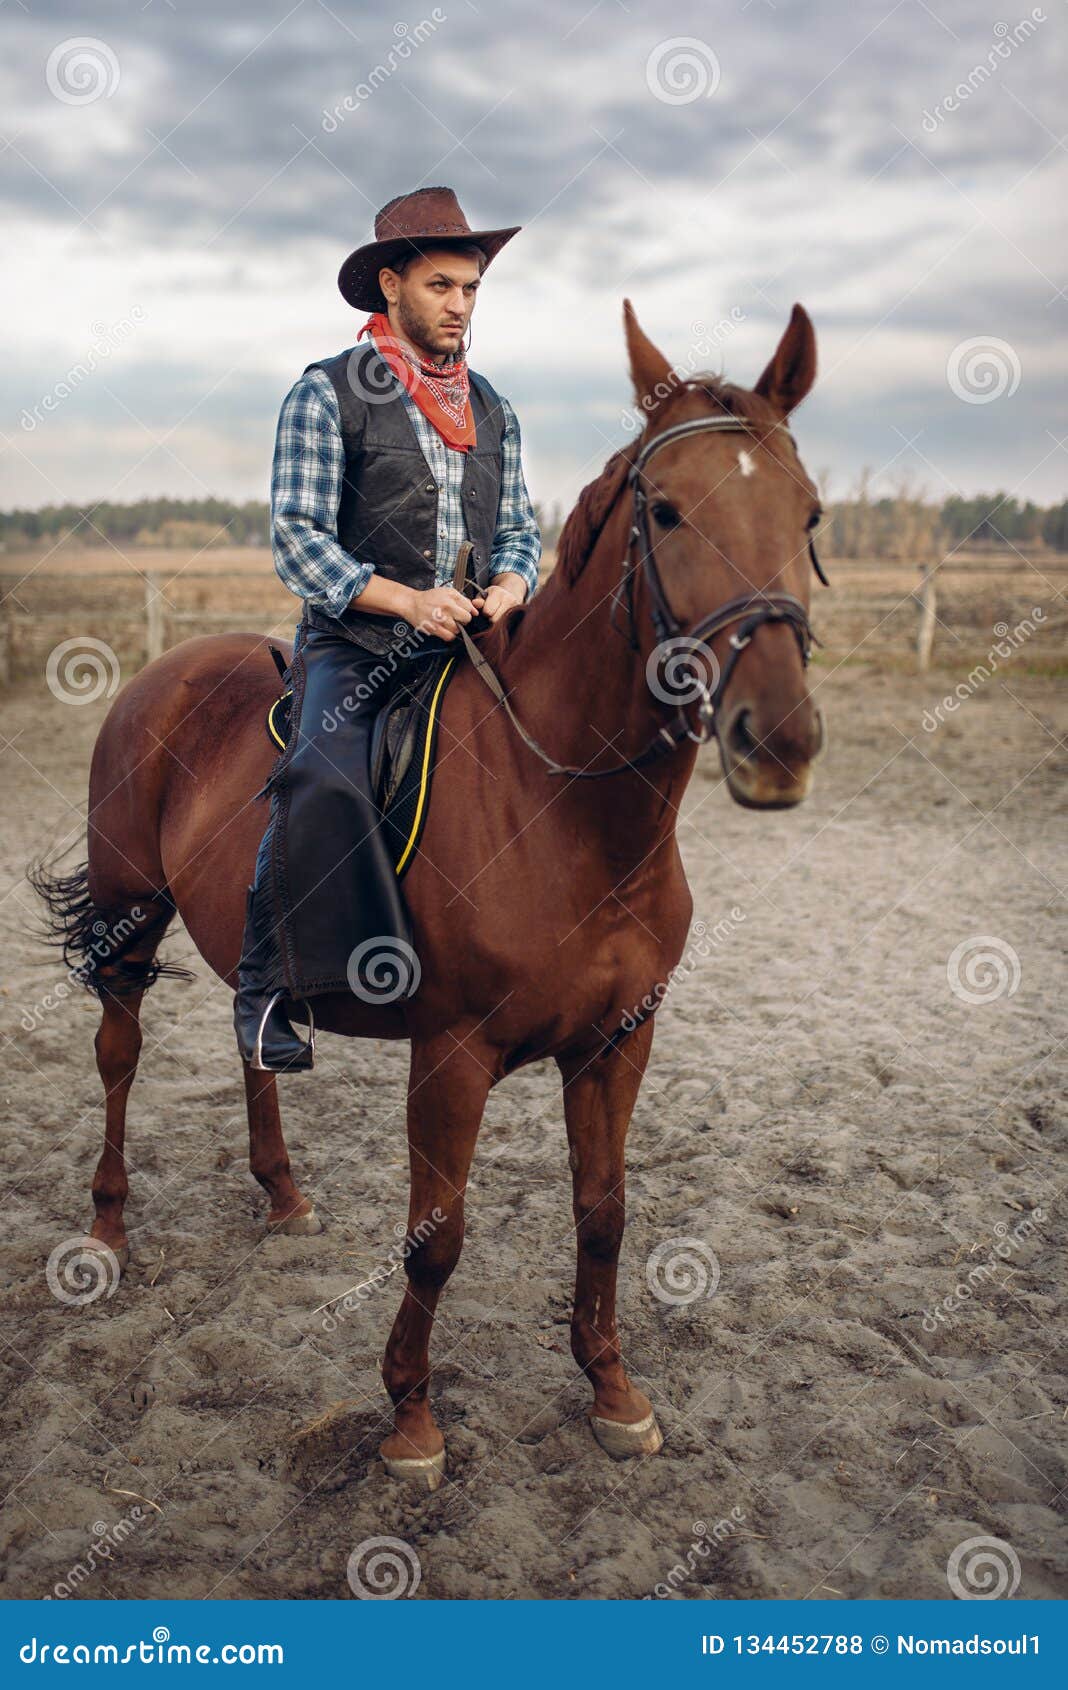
[338,185,521,312]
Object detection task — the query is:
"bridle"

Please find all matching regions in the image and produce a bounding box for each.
[609,410,828,755]
[458,407,829,780]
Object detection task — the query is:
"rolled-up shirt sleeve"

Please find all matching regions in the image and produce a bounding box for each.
[270,368,373,618]
[489,397,542,600]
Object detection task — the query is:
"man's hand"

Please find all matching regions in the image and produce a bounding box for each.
[405,584,485,642]
[480,572,527,625]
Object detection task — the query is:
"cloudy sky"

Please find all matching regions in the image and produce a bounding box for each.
[4,0,1066,518]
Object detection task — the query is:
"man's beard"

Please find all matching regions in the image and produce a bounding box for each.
[395,295,464,362]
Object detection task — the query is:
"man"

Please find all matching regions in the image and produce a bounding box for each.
[234,186,541,1071]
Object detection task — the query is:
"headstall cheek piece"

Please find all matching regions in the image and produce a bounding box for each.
[607,408,828,752]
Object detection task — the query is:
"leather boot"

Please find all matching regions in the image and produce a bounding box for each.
[233,884,315,1071]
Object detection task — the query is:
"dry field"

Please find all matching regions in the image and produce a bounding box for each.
[0,547,1065,1600]
[2,543,1065,682]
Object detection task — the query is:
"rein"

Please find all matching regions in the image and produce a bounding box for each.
[457,408,829,780]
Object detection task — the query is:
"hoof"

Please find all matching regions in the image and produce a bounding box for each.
[589,1409,664,1459]
[269,1205,323,1237]
[85,1236,130,1274]
[380,1445,446,1492]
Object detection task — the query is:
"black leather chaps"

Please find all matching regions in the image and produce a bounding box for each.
[250,619,436,1003]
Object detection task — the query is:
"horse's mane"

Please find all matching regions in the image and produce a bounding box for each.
[554,376,774,588]
[554,446,636,588]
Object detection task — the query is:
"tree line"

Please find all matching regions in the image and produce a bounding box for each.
[820,482,1068,561]
[0,491,1065,560]
[0,498,270,550]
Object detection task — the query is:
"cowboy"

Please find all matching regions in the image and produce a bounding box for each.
[234,187,542,1071]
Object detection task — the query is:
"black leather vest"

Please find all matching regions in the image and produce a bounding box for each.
[301,343,506,656]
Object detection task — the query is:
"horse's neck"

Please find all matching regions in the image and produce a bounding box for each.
[499,498,698,856]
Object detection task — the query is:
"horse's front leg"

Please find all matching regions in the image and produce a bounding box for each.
[556,1020,664,1459]
[380,1037,490,1490]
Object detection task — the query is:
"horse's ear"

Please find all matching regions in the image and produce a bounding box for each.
[754,303,816,416]
[623,298,674,417]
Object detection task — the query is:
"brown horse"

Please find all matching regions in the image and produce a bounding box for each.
[31,301,824,1488]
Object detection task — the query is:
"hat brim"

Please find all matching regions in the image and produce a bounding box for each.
[338,225,521,312]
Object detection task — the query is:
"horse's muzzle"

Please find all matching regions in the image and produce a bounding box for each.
[717,699,825,809]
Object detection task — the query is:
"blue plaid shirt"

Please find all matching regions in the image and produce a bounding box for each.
[271,340,541,621]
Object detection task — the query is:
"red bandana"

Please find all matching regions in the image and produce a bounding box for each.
[356,311,476,452]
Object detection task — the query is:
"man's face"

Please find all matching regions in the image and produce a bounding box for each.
[380,248,483,361]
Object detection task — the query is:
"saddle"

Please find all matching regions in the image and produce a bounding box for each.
[265,542,480,878]
[265,650,459,878]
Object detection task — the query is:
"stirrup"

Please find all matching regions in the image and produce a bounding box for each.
[250,991,315,1072]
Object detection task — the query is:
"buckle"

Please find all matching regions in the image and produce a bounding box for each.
[687,683,716,743]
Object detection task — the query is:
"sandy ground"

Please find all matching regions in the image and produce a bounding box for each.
[0,649,1065,1602]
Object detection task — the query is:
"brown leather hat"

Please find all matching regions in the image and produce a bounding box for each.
[338,185,521,312]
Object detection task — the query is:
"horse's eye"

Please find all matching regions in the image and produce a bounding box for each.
[651,501,681,530]
[806,508,823,531]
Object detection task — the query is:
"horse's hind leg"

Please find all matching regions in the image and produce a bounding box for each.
[243,1064,322,1235]
[86,903,182,1268]
[27,830,193,1271]
[88,985,145,1269]
[556,1021,664,1459]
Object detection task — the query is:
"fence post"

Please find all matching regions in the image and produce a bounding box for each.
[144,572,165,665]
[916,562,939,672]
[0,598,14,685]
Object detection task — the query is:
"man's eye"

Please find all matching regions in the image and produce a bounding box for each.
[652,501,681,530]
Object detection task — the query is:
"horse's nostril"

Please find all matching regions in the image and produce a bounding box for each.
[729,708,757,759]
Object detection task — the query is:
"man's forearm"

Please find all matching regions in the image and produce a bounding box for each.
[345,573,417,620]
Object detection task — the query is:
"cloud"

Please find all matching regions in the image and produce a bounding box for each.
[3,0,1065,509]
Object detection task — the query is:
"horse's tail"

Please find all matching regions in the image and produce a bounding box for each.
[25,848,194,1000]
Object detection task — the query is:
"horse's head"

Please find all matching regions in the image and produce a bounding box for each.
[623,300,825,808]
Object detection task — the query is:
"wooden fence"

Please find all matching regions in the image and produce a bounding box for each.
[0,569,297,684]
[0,559,1064,685]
